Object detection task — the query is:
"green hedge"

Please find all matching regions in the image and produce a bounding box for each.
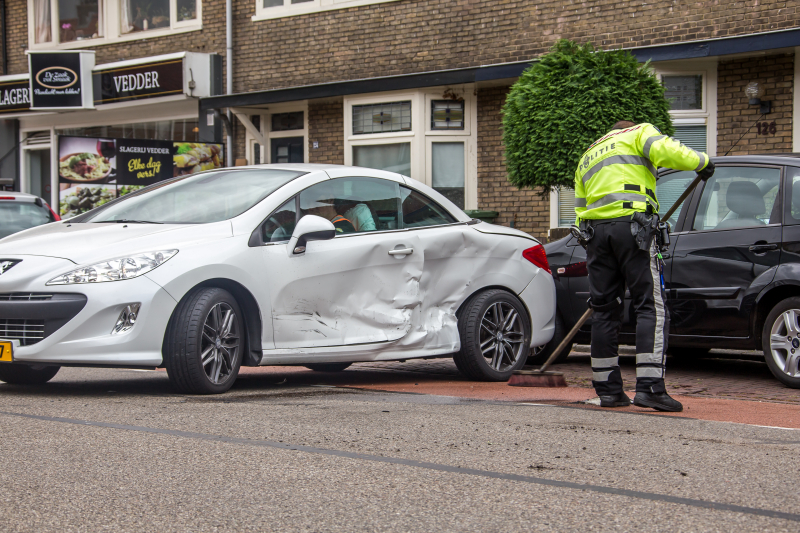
[502,40,674,195]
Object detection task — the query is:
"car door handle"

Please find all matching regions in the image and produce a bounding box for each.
[749,244,778,253]
[388,248,414,256]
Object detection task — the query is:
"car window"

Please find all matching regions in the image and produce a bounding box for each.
[299,177,401,234]
[656,170,697,227]
[82,169,304,224]
[692,166,781,231]
[400,186,456,228]
[784,166,800,226]
[0,201,54,239]
[263,198,297,242]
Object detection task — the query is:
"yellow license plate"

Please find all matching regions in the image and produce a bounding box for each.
[0,342,12,363]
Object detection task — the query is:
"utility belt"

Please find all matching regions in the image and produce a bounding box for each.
[570,207,670,252]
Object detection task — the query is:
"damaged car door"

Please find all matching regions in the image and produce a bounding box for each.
[264,177,424,349]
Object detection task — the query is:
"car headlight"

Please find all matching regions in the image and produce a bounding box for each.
[46,250,178,285]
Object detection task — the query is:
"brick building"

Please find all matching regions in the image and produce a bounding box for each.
[2,0,800,239]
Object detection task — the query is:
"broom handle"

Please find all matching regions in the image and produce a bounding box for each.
[539,173,704,373]
[539,307,593,372]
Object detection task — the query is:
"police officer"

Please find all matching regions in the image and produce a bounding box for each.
[574,121,715,412]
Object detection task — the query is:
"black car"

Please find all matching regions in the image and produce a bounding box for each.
[538,155,800,388]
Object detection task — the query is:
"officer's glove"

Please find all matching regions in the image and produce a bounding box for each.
[697,160,715,181]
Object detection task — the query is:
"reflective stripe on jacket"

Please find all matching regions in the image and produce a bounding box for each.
[574,123,709,222]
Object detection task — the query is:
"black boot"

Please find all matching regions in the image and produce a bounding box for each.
[633,392,683,412]
[599,391,631,407]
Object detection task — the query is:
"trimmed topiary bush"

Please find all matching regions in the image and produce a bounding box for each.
[502,40,674,195]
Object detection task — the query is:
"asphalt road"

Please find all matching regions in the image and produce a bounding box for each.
[1,367,798,532]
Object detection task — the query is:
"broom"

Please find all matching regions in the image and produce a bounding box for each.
[508,172,705,388]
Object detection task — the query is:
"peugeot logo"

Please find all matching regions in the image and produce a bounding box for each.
[0,260,20,276]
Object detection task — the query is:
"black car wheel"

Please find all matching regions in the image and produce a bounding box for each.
[0,364,60,385]
[453,289,531,381]
[526,311,573,367]
[305,363,352,372]
[165,287,244,394]
[762,298,800,388]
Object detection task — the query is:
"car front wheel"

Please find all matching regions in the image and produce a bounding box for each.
[165,287,244,394]
[0,364,60,385]
[454,289,531,381]
[762,297,800,389]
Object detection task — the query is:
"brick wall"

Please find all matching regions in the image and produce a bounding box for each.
[5,0,226,76]
[477,86,550,241]
[717,53,794,155]
[230,0,800,94]
[308,101,344,164]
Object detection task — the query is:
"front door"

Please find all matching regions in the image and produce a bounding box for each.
[271,137,304,164]
[264,176,424,348]
[669,165,782,338]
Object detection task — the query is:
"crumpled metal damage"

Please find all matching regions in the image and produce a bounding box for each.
[261,222,552,363]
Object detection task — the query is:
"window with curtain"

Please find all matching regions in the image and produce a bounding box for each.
[673,125,708,153]
[431,142,465,208]
[352,143,411,176]
[33,0,52,43]
[558,187,576,227]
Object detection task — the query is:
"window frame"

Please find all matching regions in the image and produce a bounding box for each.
[253,0,401,22]
[343,88,477,210]
[27,0,203,50]
[688,164,784,233]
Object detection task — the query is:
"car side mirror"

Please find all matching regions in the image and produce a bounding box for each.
[287,215,336,256]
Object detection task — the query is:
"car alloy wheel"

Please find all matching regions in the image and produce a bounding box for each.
[453,289,531,381]
[479,301,526,372]
[201,302,240,385]
[768,308,800,379]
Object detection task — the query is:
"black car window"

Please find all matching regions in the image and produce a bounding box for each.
[692,166,781,231]
[400,186,456,228]
[784,166,800,226]
[655,170,698,228]
[263,197,297,242]
[298,177,401,234]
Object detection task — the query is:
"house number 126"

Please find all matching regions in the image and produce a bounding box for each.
[756,121,777,136]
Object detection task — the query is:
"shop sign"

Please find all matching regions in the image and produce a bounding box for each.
[28,51,94,109]
[57,135,224,217]
[93,59,183,105]
[0,79,31,114]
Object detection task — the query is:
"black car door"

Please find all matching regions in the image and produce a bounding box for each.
[668,165,782,339]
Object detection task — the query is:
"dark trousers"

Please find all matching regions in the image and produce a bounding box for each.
[585,218,669,395]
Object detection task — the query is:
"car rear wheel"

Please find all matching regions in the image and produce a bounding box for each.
[454,289,531,381]
[525,311,573,367]
[0,364,60,385]
[762,297,800,389]
[165,287,244,394]
[305,363,352,372]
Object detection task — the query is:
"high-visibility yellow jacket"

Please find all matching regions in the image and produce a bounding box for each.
[574,123,709,222]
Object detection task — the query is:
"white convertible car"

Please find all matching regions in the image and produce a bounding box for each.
[0,165,555,393]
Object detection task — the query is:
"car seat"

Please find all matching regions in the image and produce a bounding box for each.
[714,181,767,229]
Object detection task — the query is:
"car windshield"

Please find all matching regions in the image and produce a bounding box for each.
[82,169,305,224]
[0,201,55,239]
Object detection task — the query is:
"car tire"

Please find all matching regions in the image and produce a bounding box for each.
[0,364,60,385]
[525,311,573,367]
[165,287,244,394]
[453,289,531,381]
[762,297,800,389]
[305,363,352,372]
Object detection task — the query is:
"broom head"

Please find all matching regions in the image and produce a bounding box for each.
[508,369,567,388]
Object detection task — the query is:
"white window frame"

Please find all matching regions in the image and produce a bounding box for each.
[343,87,477,210]
[245,103,309,165]
[27,0,202,50]
[253,0,400,22]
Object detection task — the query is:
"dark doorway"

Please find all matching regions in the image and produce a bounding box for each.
[271,137,304,164]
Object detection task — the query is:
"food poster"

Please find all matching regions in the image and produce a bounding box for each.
[58,136,224,217]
